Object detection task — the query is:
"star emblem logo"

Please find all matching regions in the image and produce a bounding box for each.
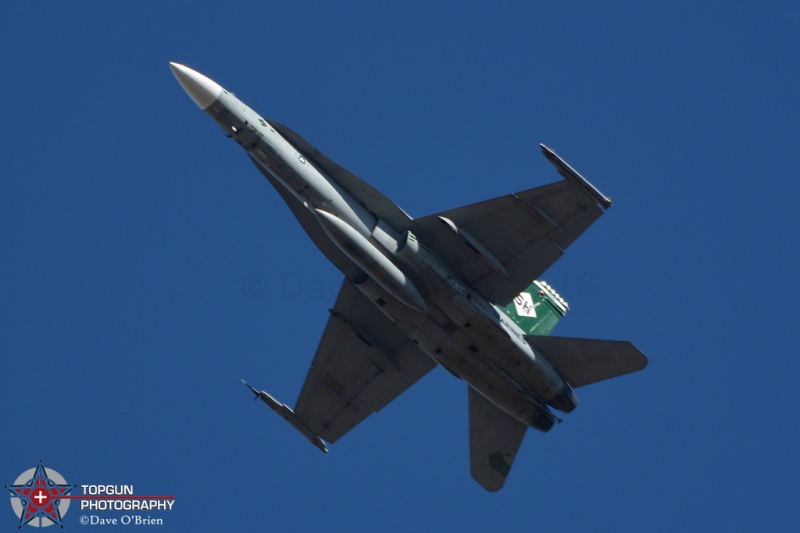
[5,461,76,529]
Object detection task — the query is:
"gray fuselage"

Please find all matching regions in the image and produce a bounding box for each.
[204,88,576,431]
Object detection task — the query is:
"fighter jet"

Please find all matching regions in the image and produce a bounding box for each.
[171,62,647,491]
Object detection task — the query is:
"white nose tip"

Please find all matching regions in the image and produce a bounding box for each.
[169,62,223,110]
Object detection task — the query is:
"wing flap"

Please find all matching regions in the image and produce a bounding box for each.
[468,387,528,492]
[527,336,648,388]
[294,280,436,443]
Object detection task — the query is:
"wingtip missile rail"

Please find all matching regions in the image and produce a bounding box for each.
[539,144,613,209]
[241,380,329,453]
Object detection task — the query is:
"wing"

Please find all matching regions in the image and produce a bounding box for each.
[294,279,437,443]
[414,146,609,306]
[468,387,528,492]
[415,181,604,306]
[527,336,648,388]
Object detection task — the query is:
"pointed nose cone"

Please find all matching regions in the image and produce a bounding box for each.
[169,62,223,110]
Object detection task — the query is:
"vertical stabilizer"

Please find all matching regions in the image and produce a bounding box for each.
[499,280,568,336]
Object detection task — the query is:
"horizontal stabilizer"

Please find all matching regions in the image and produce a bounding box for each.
[468,387,528,492]
[526,336,647,388]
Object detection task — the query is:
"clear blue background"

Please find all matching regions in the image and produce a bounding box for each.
[2,1,798,531]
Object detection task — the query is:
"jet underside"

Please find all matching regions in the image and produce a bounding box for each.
[170,62,647,491]
[221,92,570,432]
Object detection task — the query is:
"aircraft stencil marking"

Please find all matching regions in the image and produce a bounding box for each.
[513,292,537,318]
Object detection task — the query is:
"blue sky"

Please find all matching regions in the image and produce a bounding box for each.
[2,1,799,531]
